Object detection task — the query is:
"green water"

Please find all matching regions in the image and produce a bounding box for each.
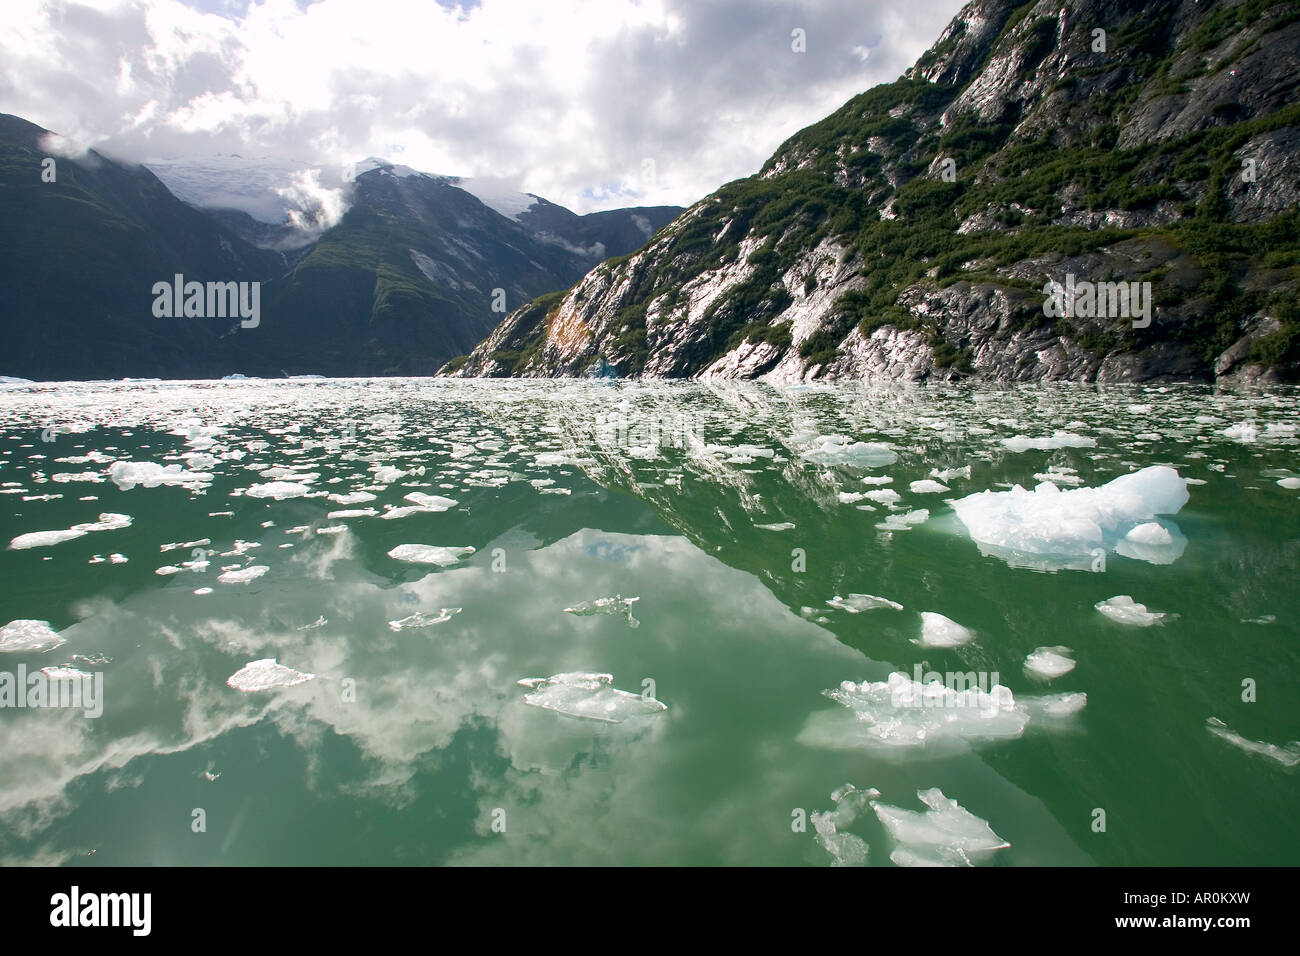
[0,378,1296,866]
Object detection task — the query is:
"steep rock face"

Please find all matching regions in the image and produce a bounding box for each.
[451,0,1300,384]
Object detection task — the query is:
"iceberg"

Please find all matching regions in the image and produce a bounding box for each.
[872,788,1009,866]
[226,659,315,692]
[1024,646,1075,679]
[517,672,666,723]
[827,593,904,613]
[1095,595,1164,627]
[1206,717,1300,768]
[387,544,475,566]
[388,608,461,630]
[800,435,897,468]
[564,595,640,628]
[0,619,66,653]
[916,611,973,647]
[951,465,1189,570]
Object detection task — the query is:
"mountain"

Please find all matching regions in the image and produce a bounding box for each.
[447,0,1300,384]
[0,119,680,380]
[0,114,284,381]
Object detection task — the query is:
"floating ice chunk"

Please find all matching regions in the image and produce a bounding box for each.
[108,461,212,490]
[193,587,213,595]
[564,595,640,628]
[155,565,182,575]
[827,593,903,613]
[517,672,666,722]
[387,544,475,566]
[328,491,376,505]
[1125,522,1172,545]
[1023,692,1088,718]
[801,435,897,468]
[388,608,461,630]
[1223,421,1257,443]
[1024,646,1075,679]
[9,528,87,549]
[951,465,1189,569]
[1206,717,1300,767]
[909,479,949,494]
[315,525,347,535]
[217,565,269,584]
[860,475,894,486]
[109,553,127,564]
[1278,477,1300,490]
[0,619,66,653]
[876,509,929,532]
[838,491,866,504]
[244,481,312,500]
[297,616,327,631]
[1095,595,1164,626]
[872,788,1009,867]
[756,521,795,531]
[930,466,970,481]
[863,488,901,505]
[71,513,132,532]
[812,784,879,866]
[226,659,315,692]
[916,612,973,647]
[39,666,93,680]
[403,492,457,510]
[814,673,1026,750]
[1001,432,1095,452]
[327,508,378,519]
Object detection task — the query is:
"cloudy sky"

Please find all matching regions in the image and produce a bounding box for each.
[0,0,964,213]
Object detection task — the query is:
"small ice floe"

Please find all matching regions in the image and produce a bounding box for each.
[564,595,640,628]
[1033,465,1085,487]
[0,619,66,653]
[517,672,666,723]
[156,565,182,575]
[930,465,970,482]
[10,528,88,549]
[1223,421,1257,443]
[1095,595,1165,627]
[217,565,269,584]
[387,544,475,566]
[1001,432,1095,452]
[381,492,459,519]
[243,481,312,500]
[827,593,903,613]
[160,537,211,553]
[109,553,127,564]
[38,665,93,680]
[863,488,901,505]
[800,435,897,468]
[315,525,347,535]
[755,521,795,531]
[809,674,1027,750]
[1278,477,1300,490]
[872,788,1009,866]
[327,508,378,519]
[297,616,327,631]
[388,608,461,631]
[108,461,212,490]
[812,784,878,866]
[10,512,132,549]
[193,587,213,595]
[951,465,1189,570]
[837,491,866,504]
[915,611,973,647]
[226,659,315,692]
[909,479,949,494]
[876,509,929,532]
[1206,717,1300,768]
[1022,692,1088,718]
[1241,614,1276,625]
[860,475,894,486]
[328,491,376,505]
[1024,646,1075,679]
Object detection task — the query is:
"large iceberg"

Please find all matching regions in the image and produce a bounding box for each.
[951,465,1189,570]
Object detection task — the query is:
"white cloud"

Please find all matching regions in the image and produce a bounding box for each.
[0,0,964,212]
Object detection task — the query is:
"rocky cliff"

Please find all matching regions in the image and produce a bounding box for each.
[448,0,1300,384]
